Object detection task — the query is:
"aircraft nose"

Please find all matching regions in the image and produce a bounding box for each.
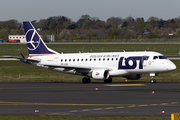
[168,62,176,71]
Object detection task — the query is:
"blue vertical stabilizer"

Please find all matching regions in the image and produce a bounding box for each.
[23,21,58,57]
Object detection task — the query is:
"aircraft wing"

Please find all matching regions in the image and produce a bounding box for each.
[39,63,111,71]
[39,63,92,70]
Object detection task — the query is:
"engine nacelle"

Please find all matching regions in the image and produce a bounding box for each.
[123,74,142,80]
[90,70,109,80]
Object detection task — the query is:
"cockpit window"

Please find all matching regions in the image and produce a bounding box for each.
[159,56,167,59]
[153,56,167,60]
[153,56,158,59]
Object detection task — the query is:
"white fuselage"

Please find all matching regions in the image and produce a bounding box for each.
[29,51,176,77]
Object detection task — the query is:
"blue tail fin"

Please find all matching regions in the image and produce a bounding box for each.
[23,21,58,57]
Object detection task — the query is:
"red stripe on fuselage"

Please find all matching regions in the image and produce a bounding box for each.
[29,54,55,57]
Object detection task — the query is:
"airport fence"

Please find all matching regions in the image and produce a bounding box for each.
[55,39,180,43]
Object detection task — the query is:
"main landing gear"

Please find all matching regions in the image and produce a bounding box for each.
[82,77,91,83]
[82,77,112,83]
[104,77,112,83]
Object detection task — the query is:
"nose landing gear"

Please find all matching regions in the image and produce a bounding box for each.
[151,77,156,83]
[150,73,157,83]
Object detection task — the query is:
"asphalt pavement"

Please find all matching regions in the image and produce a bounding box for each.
[0,81,180,117]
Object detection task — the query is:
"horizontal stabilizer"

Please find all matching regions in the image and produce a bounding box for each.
[2,56,40,63]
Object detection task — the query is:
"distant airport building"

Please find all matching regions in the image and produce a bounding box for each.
[8,35,54,43]
[41,35,54,43]
[8,35,26,43]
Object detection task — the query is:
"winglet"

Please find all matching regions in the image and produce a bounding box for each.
[20,53,28,63]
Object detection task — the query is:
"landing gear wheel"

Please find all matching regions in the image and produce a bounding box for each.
[82,77,91,83]
[104,77,112,83]
[150,76,156,83]
[150,79,156,83]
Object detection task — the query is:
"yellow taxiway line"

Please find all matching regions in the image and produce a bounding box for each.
[0,101,179,107]
[105,84,146,86]
[0,101,132,106]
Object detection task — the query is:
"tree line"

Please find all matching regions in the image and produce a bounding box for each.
[1,15,180,41]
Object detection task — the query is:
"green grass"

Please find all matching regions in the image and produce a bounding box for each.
[0,44,180,57]
[0,116,170,120]
[0,60,82,82]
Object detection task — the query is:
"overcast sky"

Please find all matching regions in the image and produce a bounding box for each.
[0,0,180,22]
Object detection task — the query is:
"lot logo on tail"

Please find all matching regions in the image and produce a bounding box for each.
[26,29,40,51]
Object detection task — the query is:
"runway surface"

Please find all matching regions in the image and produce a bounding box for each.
[0,81,180,117]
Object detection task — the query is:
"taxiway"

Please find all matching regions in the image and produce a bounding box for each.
[0,81,180,117]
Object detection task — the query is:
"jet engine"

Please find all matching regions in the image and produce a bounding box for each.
[123,74,142,80]
[88,70,109,80]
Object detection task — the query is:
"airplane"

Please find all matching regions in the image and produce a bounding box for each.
[7,21,177,83]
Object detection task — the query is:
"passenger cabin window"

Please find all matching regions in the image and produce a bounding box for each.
[90,59,92,61]
[61,59,63,62]
[73,59,75,61]
[153,56,158,60]
[65,59,67,62]
[77,59,79,61]
[159,56,167,59]
[111,58,113,61]
[86,59,88,61]
[69,59,71,62]
[116,58,118,61]
[107,58,109,61]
